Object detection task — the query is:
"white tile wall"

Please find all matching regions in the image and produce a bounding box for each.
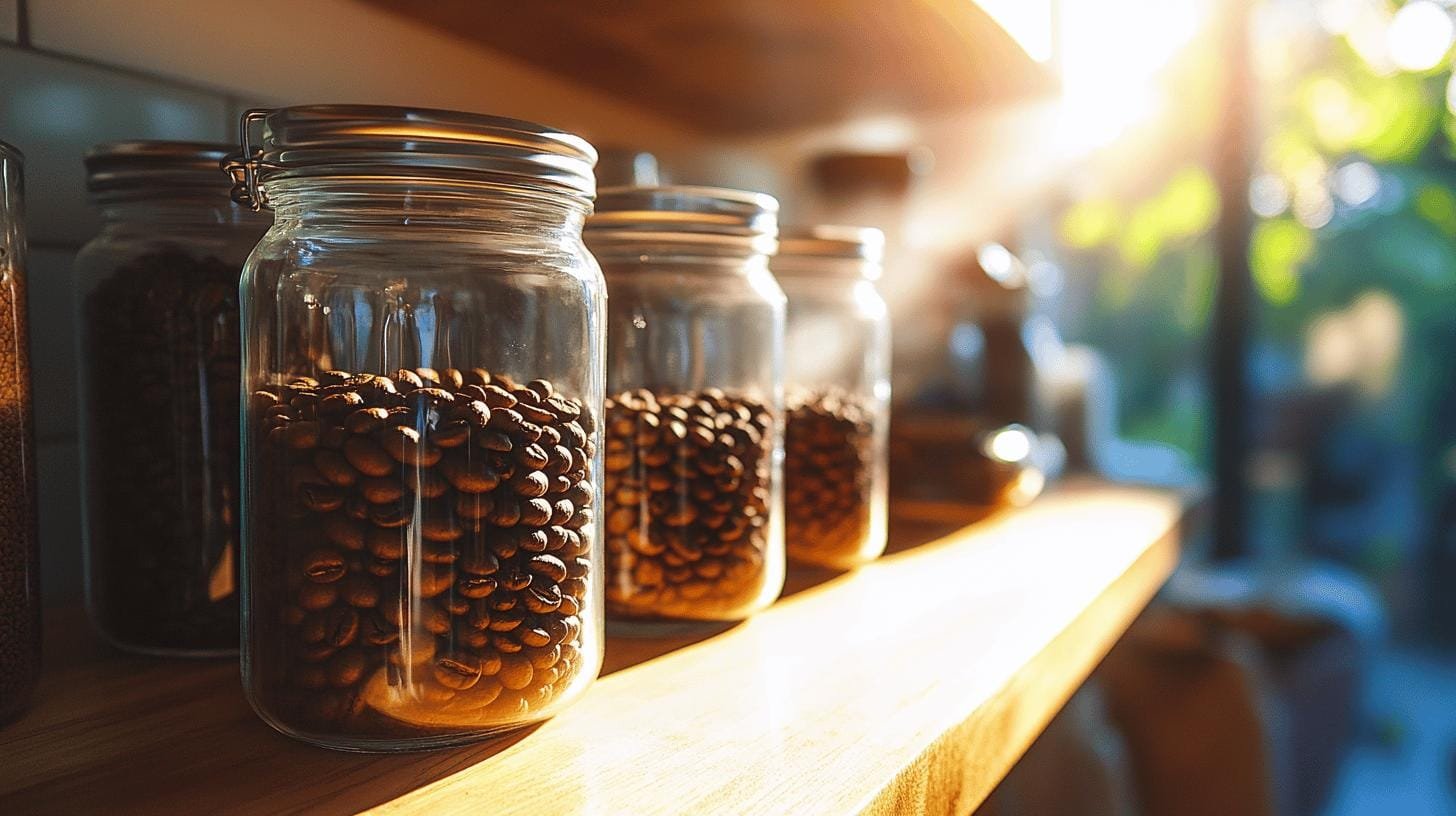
[0,44,229,245]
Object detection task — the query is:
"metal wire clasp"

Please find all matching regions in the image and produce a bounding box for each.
[223,109,271,211]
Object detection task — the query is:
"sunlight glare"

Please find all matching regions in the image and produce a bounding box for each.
[1056,0,1207,155]
[978,0,1054,62]
[986,427,1034,464]
[1387,1,1454,73]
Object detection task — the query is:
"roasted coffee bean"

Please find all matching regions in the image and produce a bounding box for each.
[253,368,596,733]
[328,649,366,687]
[303,549,347,583]
[434,653,482,690]
[521,498,553,526]
[783,390,877,568]
[359,477,405,505]
[343,437,394,477]
[601,389,776,620]
[314,450,358,487]
[439,453,501,494]
[526,553,568,583]
[323,515,366,551]
[344,406,390,435]
[378,425,442,467]
[458,575,498,599]
[320,606,360,647]
[341,573,380,608]
[298,582,338,611]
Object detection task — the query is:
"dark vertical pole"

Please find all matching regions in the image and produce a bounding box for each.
[1211,0,1254,559]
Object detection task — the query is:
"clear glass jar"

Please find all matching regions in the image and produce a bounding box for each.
[230,105,605,751]
[774,227,890,569]
[0,140,38,722]
[75,142,269,655]
[585,186,785,624]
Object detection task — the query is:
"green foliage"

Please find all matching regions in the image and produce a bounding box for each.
[1249,218,1313,306]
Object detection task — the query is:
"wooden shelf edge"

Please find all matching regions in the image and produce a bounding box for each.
[0,480,1190,816]
[865,496,1182,814]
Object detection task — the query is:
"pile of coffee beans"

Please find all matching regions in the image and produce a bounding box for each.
[601,388,776,620]
[84,250,241,652]
[784,390,875,568]
[249,367,596,736]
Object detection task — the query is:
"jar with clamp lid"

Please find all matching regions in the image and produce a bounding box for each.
[76,141,269,655]
[585,186,786,625]
[228,105,606,751]
[774,226,890,570]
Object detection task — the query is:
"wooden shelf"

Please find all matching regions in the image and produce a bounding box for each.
[358,0,1057,135]
[0,480,1189,815]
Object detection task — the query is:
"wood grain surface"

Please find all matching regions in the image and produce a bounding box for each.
[357,0,1058,134]
[0,481,1187,815]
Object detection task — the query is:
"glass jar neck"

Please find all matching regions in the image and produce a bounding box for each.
[97,194,262,230]
[592,246,773,274]
[264,179,590,239]
[772,255,877,282]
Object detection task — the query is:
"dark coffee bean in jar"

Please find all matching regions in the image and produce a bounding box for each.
[249,368,596,737]
[601,388,776,621]
[783,389,875,568]
[82,249,242,653]
[0,139,39,722]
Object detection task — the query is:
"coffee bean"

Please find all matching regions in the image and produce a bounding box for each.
[341,573,380,608]
[378,425,442,467]
[439,453,501,494]
[458,575,498,599]
[303,549,347,583]
[498,653,534,691]
[434,653,483,690]
[298,582,338,611]
[510,470,550,498]
[343,437,394,477]
[323,515,366,551]
[313,450,358,487]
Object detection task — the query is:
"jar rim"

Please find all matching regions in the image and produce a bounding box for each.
[776,225,884,267]
[0,140,22,163]
[243,105,598,206]
[85,140,236,198]
[586,185,779,256]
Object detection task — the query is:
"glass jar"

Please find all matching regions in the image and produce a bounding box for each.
[230,105,605,751]
[585,186,785,624]
[75,142,269,655]
[774,227,890,569]
[890,244,1045,510]
[0,140,38,723]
